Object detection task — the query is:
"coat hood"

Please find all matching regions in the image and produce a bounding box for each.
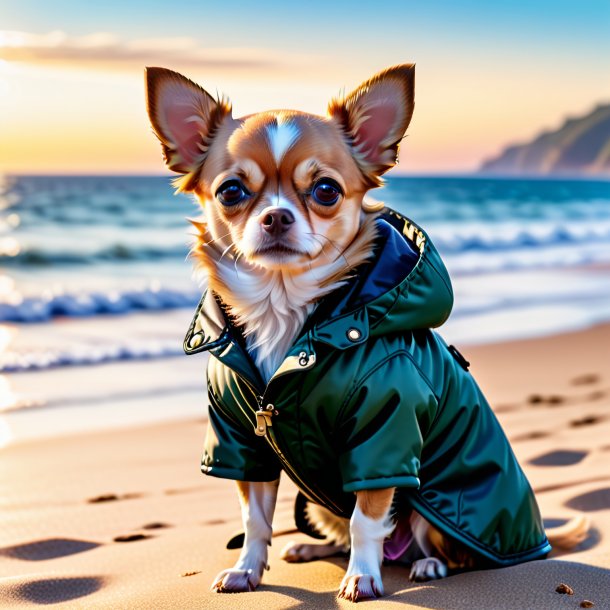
[184,207,454,357]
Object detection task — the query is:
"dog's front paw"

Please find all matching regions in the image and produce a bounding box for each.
[409,557,448,582]
[211,567,263,593]
[338,574,383,602]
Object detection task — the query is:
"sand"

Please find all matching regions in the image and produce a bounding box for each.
[1,324,610,609]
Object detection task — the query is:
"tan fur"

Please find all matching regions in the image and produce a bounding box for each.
[305,501,350,548]
[356,488,395,520]
[410,512,477,571]
[146,67,233,190]
[328,64,415,186]
[236,480,249,507]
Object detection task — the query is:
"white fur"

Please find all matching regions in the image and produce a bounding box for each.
[193,202,375,382]
[244,480,276,532]
[270,195,298,211]
[212,479,279,592]
[410,557,448,581]
[236,267,341,381]
[339,503,395,598]
[205,251,353,382]
[267,114,300,165]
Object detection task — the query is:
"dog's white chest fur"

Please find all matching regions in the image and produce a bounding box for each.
[217,266,332,382]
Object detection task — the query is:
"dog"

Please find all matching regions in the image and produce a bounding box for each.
[145,64,588,601]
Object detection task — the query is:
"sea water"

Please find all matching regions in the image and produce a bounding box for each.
[1,175,609,442]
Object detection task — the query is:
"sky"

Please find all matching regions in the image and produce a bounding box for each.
[0,0,609,175]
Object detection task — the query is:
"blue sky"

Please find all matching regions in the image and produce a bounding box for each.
[4,0,609,51]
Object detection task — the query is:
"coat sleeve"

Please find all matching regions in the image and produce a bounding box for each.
[337,352,438,493]
[202,387,282,482]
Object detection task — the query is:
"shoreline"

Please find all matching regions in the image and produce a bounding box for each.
[1,319,609,449]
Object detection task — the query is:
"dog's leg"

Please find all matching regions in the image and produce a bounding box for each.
[281,540,347,563]
[337,488,395,602]
[211,478,279,593]
[409,512,448,582]
[281,502,350,563]
[409,512,481,581]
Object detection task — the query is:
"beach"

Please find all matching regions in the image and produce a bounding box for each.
[2,0,609,605]
[1,322,609,609]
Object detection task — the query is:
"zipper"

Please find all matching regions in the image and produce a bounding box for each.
[254,400,276,436]
[240,373,344,515]
[251,350,315,437]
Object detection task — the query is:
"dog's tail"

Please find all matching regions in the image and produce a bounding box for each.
[546,514,591,550]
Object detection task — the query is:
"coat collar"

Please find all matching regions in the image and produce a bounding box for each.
[184,289,318,392]
[183,290,229,355]
[183,276,371,359]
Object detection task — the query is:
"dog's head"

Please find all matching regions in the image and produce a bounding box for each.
[145,65,415,274]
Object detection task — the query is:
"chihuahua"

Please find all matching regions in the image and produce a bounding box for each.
[145,65,587,601]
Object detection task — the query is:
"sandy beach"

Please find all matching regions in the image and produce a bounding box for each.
[1,0,608,605]
[1,322,609,609]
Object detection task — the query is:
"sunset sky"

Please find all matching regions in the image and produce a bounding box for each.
[1,0,609,175]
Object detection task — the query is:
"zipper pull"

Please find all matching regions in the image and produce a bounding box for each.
[255,403,276,437]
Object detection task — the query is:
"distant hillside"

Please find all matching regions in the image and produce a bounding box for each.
[479,104,610,176]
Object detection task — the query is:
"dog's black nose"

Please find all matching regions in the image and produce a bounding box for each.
[260,208,295,235]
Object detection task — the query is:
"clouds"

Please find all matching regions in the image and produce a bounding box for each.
[0,30,279,71]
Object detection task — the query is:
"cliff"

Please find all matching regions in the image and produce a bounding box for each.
[479,103,610,176]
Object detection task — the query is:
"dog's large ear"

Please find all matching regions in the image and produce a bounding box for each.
[328,64,414,185]
[145,67,232,190]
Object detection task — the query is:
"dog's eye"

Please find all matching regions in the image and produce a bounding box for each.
[216,180,249,206]
[311,179,342,206]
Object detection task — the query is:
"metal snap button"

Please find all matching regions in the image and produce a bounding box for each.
[347,328,361,342]
[298,351,309,366]
[189,333,203,348]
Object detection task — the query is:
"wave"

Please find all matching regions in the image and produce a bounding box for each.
[0,340,185,374]
[429,221,610,253]
[0,244,190,267]
[0,286,200,322]
[443,240,610,274]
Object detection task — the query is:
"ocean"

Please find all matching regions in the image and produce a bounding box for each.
[1,175,609,443]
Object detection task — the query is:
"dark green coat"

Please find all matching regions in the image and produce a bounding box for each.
[185,208,551,567]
